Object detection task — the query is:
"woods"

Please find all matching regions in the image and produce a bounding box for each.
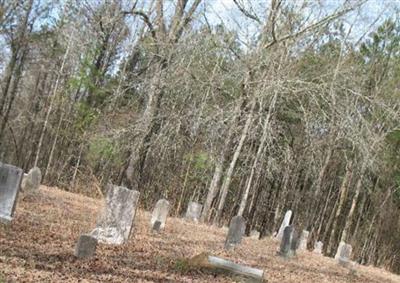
[0,0,399,274]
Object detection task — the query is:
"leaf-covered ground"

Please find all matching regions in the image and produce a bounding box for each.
[1,186,399,283]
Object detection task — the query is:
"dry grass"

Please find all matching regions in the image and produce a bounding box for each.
[1,186,399,283]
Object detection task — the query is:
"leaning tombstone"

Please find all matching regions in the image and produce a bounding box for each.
[278,226,294,258]
[275,210,292,240]
[91,184,140,245]
[21,167,42,191]
[225,216,246,250]
[313,241,323,254]
[185,201,202,222]
[298,230,309,251]
[0,162,23,224]
[75,234,98,258]
[150,199,170,230]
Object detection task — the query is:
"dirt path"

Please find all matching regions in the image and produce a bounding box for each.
[1,186,399,283]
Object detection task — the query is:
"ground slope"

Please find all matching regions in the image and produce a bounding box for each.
[0,186,399,283]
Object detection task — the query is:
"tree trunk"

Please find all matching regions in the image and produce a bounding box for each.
[340,159,367,243]
[237,92,277,217]
[213,98,256,225]
[327,161,352,253]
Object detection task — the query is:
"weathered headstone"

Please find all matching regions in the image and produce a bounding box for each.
[225,216,246,250]
[313,241,323,254]
[0,162,23,224]
[74,234,97,258]
[152,220,162,232]
[185,201,202,222]
[298,230,309,251]
[290,229,300,255]
[91,184,140,245]
[338,243,353,266]
[150,199,170,230]
[250,229,260,239]
[279,226,294,258]
[335,241,346,260]
[276,210,292,240]
[21,167,42,191]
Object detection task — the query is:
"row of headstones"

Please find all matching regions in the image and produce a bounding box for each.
[75,186,202,258]
[276,210,354,268]
[223,210,354,269]
[0,162,42,224]
[0,163,354,267]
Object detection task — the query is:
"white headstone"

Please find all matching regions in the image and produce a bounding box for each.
[21,167,41,191]
[250,230,260,239]
[185,201,202,222]
[298,230,309,251]
[313,241,323,254]
[150,199,170,230]
[0,162,23,224]
[91,184,140,245]
[276,210,292,240]
[335,241,346,260]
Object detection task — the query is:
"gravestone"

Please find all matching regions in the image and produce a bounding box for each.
[0,162,23,224]
[185,201,202,222]
[91,184,140,245]
[276,210,292,240]
[313,241,323,254]
[225,216,246,250]
[21,167,42,191]
[298,230,309,251]
[279,226,294,258]
[74,234,97,258]
[150,199,170,230]
[335,241,346,260]
[290,229,300,255]
[152,220,162,232]
[338,243,353,266]
[250,230,260,239]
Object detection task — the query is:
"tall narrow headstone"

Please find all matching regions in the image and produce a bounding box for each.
[225,216,246,250]
[276,210,292,240]
[21,167,42,191]
[279,226,294,258]
[313,241,323,254]
[74,234,97,258]
[0,162,23,224]
[335,241,346,260]
[91,184,140,245]
[150,199,170,230]
[298,230,309,251]
[185,201,202,222]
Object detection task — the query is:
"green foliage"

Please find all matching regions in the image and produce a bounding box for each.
[87,136,122,167]
[74,102,99,133]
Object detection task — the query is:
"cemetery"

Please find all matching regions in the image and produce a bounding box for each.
[2,1,400,282]
[0,163,399,282]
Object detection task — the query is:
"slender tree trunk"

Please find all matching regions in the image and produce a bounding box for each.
[340,159,367,243]
[34,32,73,167]
[237,92,277,216]
[213,98,256,225]
[327,161,353,253]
